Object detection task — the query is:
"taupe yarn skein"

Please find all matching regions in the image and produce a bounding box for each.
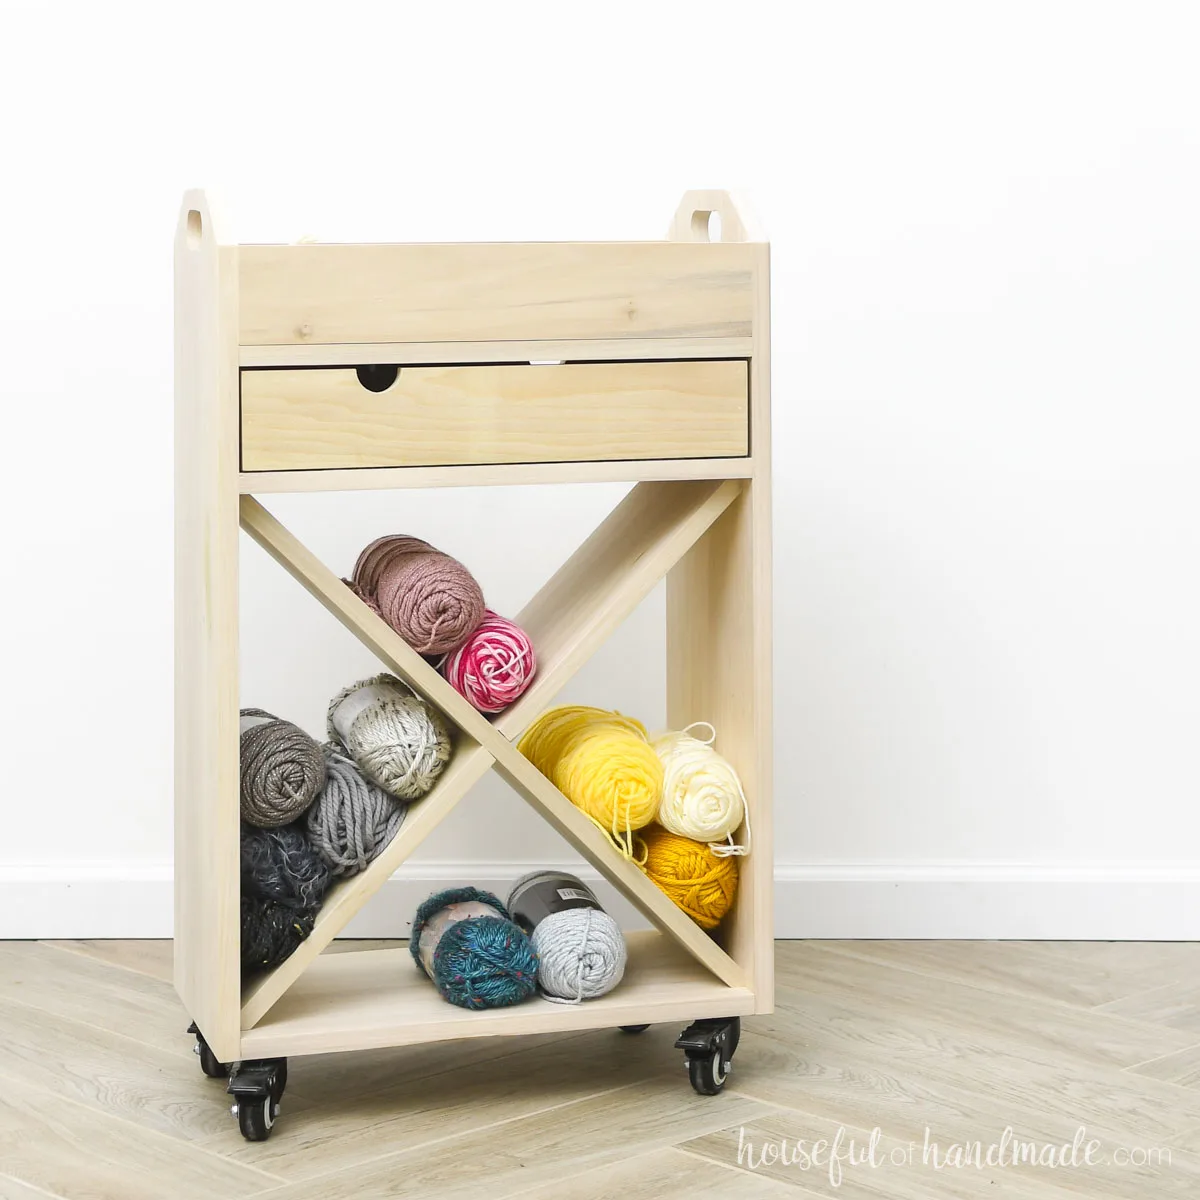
[307,744,408,876]
[328,674,451,800]
[240,709,327,828]
[348,535,486,655]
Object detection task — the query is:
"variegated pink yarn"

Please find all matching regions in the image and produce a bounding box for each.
[441,611,536,713]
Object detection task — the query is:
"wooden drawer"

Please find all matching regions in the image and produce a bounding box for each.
[240,360,749,472]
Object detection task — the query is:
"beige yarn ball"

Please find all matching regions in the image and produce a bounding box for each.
[327,673,451,800]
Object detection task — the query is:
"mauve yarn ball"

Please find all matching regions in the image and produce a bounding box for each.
[239,708,326,828]
[348,535,486,655]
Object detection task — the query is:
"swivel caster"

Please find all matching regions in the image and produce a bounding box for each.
[676,1016,740,1096]
[618,1024,650,1034]
[187,1022,229,1080]
[228,1057,288,1142]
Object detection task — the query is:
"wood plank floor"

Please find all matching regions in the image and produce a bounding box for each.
[1,941,1199,1197]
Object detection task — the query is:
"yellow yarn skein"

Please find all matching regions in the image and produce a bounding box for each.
[518,706,662,857]
[652,722,749,856]
[639,825,738,929]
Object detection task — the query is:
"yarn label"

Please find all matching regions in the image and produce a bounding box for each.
[508,872,605,935]
[418,901,505,976]
[329,681,406,743]
[239,712,275,734]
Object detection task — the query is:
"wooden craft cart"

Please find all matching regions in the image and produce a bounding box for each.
[175,188,773,1140]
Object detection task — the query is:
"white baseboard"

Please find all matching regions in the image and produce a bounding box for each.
[777,863,1200,939]
[3,861,1200,940]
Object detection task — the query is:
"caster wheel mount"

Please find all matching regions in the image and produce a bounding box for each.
[187,1022,230,1080]
[676,1016,740,1096]
[228,1057,288,1142]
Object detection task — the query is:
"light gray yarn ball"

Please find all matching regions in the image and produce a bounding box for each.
[532,908,627,1003]
[306,745,407,877]
[327,673,451,801]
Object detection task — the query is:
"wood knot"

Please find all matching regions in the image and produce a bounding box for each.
[296,323,313,340]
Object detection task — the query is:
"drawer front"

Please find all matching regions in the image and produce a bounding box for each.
[240,360,748,472]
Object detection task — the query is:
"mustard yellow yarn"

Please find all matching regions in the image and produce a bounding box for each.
[518,706,662,857]
[639,825,738,929]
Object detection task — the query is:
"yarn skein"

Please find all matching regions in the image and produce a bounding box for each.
[241,897,317,972]
[241,822,331,910]
[518,706,662,858]
[306,744,407,877]
[508,871,626,1003]
[240,822,331,972]
[639,825,738,929]
[239,709,327,828]
[411,887,539,1010]
[349,535,486,655]
[440,610,536,713]
[328,674,451,800]
[652,722,750,856]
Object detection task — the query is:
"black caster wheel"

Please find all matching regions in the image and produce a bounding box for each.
[187,1022,229,1079]
[619,1024,650,1034]
[234,1094,277,1142]
[676,1016,740,1096]
[228,1057,287,1142]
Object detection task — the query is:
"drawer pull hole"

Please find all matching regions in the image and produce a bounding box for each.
[356,364,400,392]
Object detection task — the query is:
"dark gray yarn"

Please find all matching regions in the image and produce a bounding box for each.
[240,708,326,828]
[241,896,317,972]
[240,822,331,909]
[239,822,330,975]
[306,744,407,877]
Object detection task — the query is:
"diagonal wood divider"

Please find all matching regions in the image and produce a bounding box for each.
[238,481,746,1027]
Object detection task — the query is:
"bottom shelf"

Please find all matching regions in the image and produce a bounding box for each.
[238,930,756,1059]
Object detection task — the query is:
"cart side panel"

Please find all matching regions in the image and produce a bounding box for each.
[174,191,242,1060]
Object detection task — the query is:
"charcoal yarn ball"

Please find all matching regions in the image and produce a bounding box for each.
[240,822,331,910]
[240,708,326,827]
[241,896,317,972]
[239,823,330,974]
[410,886,538,1010]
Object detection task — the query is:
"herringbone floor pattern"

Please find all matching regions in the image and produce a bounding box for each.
[1,939,1199,1197]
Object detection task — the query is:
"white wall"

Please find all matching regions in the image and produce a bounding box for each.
[3,1,1199,937]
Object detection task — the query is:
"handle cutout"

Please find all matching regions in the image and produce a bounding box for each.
[185,209,203,249]
[356,364,400,392]
[689,210,723,243]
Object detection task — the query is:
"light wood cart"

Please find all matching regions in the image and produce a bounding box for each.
[175,188,773,1141]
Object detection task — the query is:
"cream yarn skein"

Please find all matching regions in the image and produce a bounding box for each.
[652,722,750,856]
[328,673,451,801]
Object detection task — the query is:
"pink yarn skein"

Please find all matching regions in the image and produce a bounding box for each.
[441,611,536,713]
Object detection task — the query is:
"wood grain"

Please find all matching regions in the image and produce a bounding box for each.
[240,360,749,471]
[239,335,753,368]
[1,939,1199,1197]
[238,932,753,1059]
[173,190,242,1062]
[237,240,756,345]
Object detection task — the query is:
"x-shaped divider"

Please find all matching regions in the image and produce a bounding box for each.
[238,478,747,1028]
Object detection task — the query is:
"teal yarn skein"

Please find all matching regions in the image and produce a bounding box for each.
[410,886,538,1010]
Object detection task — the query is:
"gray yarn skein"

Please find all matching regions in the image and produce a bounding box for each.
[239,708,327,828]
[307,744,407,877]
[327,674,451,801]
[532,907,627,1004]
